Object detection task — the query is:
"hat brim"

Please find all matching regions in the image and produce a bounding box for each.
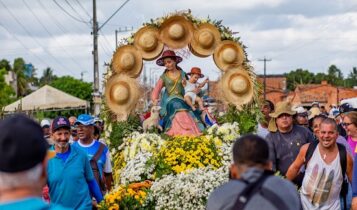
[187,72,204,78]
[269,110,296,118]
[213,40,245,72]
[112,45,143,78]
[134,26,164,61]
[189,23,221,57]
[220,66,254,106]
[156,54,182,66]
[105,74,140,120]
[159,16,194,49]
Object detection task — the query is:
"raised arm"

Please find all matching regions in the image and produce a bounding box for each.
[197,78,209,88]
[286,144,309,180]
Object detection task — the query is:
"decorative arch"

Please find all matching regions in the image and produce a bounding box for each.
[105,11,260,120]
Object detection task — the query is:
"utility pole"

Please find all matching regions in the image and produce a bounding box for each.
[258,57,272,101]
[115,26,134,48]
[92,0,101,116]
[91,0,131,116]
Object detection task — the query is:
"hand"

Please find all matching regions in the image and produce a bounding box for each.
[204,78,209,83]
[182,78,187,86]
[194,88,201,94]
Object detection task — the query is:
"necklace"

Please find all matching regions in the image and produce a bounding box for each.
[323,153,327,160]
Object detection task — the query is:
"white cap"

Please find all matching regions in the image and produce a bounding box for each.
[294,106,307,114]
[40,119,50,128]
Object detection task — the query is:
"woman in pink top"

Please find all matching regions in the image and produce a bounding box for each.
[151,50,204,136]
[344,111,357,156]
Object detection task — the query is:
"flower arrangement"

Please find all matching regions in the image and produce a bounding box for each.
[120,152,155,185]
[98,181,154,210]
[154,136,223,175]
[151,167,229,210]
[119,132,164,162]
[206,122,240,143]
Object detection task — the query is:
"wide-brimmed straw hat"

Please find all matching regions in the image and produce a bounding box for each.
[268,101,296,132]
[189,23,221,57]
[213,40,245,71]
[220,66,254,106]
[308,107,321,120]
[112,45,143,78]
[187,67,204,78]
[105,74,140,121]
[159,16,194,49]
[134,26,164,61]
[156,50,183,66]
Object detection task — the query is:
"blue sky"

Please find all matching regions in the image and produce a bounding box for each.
[1,0,357,90]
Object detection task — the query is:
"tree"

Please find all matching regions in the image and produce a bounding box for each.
[0,68,15,109]
[12,58,29,97]
[50,76,92,101]
[285,68,315,90]
[345,67,357,88]
[39,67,57,85]
[0,59,11,71]
[326,65,344,86]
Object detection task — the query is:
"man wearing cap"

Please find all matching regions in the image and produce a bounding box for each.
[47,116,103,209]
[266,101,314,186]
[41,119,54,146]
[73,114,113,193]
[293,106,309,128]
[0,114,67,210]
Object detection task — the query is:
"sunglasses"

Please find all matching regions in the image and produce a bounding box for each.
[342,122,353,127]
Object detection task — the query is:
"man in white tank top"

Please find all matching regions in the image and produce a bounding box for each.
[286,118,353,210]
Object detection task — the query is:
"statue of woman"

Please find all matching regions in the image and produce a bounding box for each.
[151,50,205,136]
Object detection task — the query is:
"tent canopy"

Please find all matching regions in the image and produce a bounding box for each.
[4,85,89,112]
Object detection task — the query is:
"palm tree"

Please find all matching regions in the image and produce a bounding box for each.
[40,67,56,85]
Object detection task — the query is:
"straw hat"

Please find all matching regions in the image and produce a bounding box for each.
[268,101,296,132]
[269,101,296,118]
[105,74,140,120]
[189,23,221,57]
[156,50,182,66]
[213,40,245,71]
[159,15,194,49]
[187,67,204,78]
[308,107,321,120]
[220,66,254,106]
[134,26,164,61]
[112,45,143,78]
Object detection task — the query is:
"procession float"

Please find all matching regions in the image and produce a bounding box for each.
[99,10,262,210]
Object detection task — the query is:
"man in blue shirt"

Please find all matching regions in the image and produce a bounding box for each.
[47,116,103,209]
[73,114,113,193]
[0,114,68,210]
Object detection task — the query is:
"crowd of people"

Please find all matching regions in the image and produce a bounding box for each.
[0,99,356,210]
[208,101,357,210]
[0,114,111,209]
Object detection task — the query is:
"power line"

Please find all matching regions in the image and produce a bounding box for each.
[64,0,89,24]
[98,30,114,56]
[23,0,87,73]
[53,0,90,25]
[98,0,131,31]
[0,0,73,74]
[0,22,52,68]
[75,0,92,19]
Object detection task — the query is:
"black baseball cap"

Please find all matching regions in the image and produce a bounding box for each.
[51,116,71,132]
[0,114,49,172]
[339,103,355,114]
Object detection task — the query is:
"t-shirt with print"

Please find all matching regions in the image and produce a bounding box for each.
[72,140,112,178]
[266,125,314,176]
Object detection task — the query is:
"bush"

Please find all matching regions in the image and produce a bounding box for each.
[108,115,141,150]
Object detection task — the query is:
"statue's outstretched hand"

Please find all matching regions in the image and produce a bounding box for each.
[182,78,187,86]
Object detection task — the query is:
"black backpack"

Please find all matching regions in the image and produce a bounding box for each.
[232,170,289,210]
[304,141,348,210]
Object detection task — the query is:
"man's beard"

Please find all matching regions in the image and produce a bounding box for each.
[56,141,69,150]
